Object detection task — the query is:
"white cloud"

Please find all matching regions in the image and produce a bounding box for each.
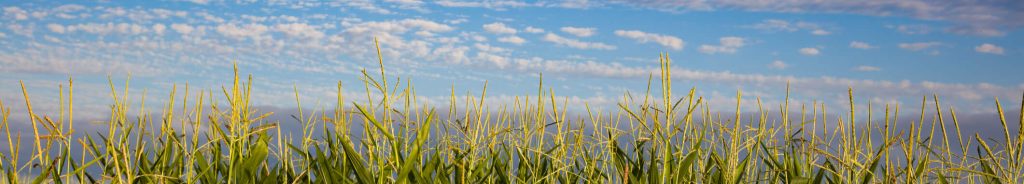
[54,13,78,19]
[53,4,86,13]
[43,35,62,43]
[274,23,325,39]
[3,7,29,20]
[811,29,831,35]
[415,31,436,37]
[97,7,126,19]
[482,22,517,34]
[975,43,1004,55]
[343,19,454,36]
[548,0,601,9]
[613,1,1017,37]
[149,9,188,19]
[6,24,34,37]
[30,11,47,19]
[799,47,820,56]
[475,52,511,69]
[52,5,87,19]
[524,26,545,33]
[543,33,616,50]
[750,19,797,32]
[469,34,487,42]
[769,60,787,69]
[331,19,468,65]
[65,23,150,35]
[947,27,1005,37]
[384,0,428,12]
[698,37,745,54]
[613,30,684,50]
[898,42,943,51]
[182,0,210,5]
[216,23,269,40]
[195,12,224,23]
[855,65,881,72]
[849,41,876,49]
[345,0,392,14]
[748,19,829,35]
[497,36,526,45]
[153,24,166,35]
[435,0,534,10]
[455,53,1016,108]
[474,43,510,53]
[397,19,455,32]
[171,23,194,35]
[431,45,471,64]
[560,26,596,37]
[889,24,930,35]
[47,24,66,34]
[0,49,168,76]
[446,18,468,24]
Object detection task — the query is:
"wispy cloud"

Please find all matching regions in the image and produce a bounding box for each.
[47,23,66,34]
[560,26,596,37]
[613,30,684,50]
[170,23,195,34]
[153,24,166,35]
[898,42,943,51]
[453,53,1017,108]
[524,26,545,33]
[343,0,393,14]
[216,23,269,40]
[806,29,831,35]
[482,22,517,34]
[698,37,745,54]
[384,0,429,12]
[799,47,820,56]
[2,7,29,20]
[6,24,34,37]
[273,23,325,39]
[435,0,535,11]
[497,36,526,45]
[769,60,787,69]
[888,24,931,35]
[849,41,876,49]
[611,0,1022,37]
[427,1,1024,37]
[344,19,455,36]
[474,43,510,53]
[747,19,831,35]
[543,33,616,50]
[975,43,1005,55]
[65,23,152,35]
[854,65,881,72]
[0,50,169,75]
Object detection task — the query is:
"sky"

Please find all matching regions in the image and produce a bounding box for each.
[1,0,1023,123]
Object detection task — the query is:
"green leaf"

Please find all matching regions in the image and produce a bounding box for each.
[339,134,375,183]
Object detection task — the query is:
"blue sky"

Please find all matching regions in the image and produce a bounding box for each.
[1,0,1023,122]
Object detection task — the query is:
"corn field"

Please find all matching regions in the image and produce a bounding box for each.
[1,40,1023,183]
